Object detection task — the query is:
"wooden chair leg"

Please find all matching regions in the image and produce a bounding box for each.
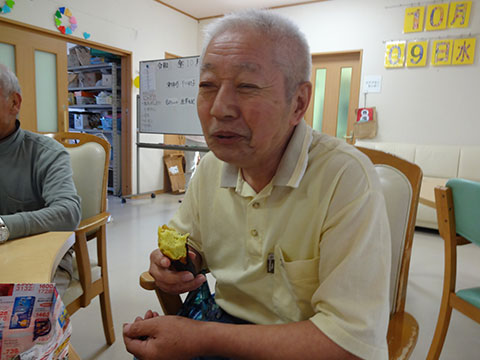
[426,299,453,360]
[69,344,82,360]
[96,225,115,344]
[99,288,115,345]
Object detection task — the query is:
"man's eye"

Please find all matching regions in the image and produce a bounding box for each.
[199,82,215,88]
[238,83,259,89]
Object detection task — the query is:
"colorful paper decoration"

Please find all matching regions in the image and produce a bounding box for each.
[452,38,476,65]
[0,0,15,14]
[404,6,425,33]
[406,41,428,67]
[426,4,449,31]
[448,1,471,28]
[431,39,453,66]
[54,7,77,35]
[83,32,91,39]
[384,41,406,68]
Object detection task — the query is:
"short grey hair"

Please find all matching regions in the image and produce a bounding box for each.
[200,9,312,101]
[0,64,22,98]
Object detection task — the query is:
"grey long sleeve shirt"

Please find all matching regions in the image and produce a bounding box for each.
[0,122,81,239]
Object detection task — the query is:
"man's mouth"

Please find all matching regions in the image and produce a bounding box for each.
[211,131,243,143]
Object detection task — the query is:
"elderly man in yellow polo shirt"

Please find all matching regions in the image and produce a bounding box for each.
[124,9,391,360]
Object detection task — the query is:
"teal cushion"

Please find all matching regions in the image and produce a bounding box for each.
[446,178,480,247]
[456,287,480,309]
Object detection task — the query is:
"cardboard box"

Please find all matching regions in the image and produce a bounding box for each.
[78,72,101,87]
[68,73,78,87]
[164,155,185,193]
[72,46,91,66]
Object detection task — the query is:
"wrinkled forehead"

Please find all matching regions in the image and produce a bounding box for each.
[200,30,278,76]
[200,61,261,74]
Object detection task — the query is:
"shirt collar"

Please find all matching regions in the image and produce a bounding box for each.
[220,119,313,190]
[0,120,23,155]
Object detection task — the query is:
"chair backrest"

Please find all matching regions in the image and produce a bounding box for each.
[356,146,422,315]
[51,132,110,221]
[446,178,480,246]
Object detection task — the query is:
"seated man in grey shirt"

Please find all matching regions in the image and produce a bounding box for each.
[0,64,81,295]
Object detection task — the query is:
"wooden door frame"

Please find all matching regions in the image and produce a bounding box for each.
[0,17,133,196]
[0,22,67,132]
[305,50,362,140]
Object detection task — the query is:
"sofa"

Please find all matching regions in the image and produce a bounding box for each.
[357,142,480,229]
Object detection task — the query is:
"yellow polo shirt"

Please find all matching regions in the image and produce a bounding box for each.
[169,120,391,360]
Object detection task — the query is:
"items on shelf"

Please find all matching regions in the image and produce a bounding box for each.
[68,46,120,68]
[66,54,121,195]
[73,90,96,105]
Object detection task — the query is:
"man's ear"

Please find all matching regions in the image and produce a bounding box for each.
[290,81,312,126]
[11,92,22,115]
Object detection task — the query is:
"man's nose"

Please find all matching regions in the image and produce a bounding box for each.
[210,84,239,120]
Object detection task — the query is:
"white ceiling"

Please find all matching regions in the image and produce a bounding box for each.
[157,0,326,20]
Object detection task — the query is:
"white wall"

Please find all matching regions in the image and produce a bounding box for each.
[5,0,198,193]
[200,0,480,146]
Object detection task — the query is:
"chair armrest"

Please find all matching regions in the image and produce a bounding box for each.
[387,311,419,360]
[76,212,110,235]
[139,271,183,315]
[140,271,157,291]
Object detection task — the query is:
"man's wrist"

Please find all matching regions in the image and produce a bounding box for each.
[0,216,10,243]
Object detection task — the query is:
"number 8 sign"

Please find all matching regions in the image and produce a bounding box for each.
[406,41,428,67]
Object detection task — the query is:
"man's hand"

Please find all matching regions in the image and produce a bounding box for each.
[123,313,201,360]
[123,314,361,360]
[148,248,206,294]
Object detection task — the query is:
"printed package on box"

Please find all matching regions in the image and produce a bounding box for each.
[101,74,112,87]
[0,284,72,360]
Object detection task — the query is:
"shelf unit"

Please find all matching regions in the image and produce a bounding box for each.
[68,63,121,195]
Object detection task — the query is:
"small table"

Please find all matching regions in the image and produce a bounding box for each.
[419,178,447,209]
[0,231,80,359]
[0,231,75,283]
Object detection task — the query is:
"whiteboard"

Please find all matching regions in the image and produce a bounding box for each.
[139,56,203,135]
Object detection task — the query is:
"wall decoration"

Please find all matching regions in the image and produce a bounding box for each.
[0,0,15,14]
[353,108,377,139]
[134,76,140,89]
[452,38,476,65]
[83,32,91,39]
[404,6,425,33]
[386,1,475,68]
[426,3,449,31]
[448,1,471,28]
[54,7,78,35]
[431,39,453,65]
[385,41,406,68]
[406,41,428,67]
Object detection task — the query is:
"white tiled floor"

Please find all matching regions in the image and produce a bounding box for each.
[70,194,480,359]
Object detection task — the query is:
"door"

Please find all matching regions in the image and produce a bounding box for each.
[0,21,68,133]
[304,51,362,143]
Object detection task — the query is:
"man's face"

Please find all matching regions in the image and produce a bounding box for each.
[197,30,300,170]
[0,87,20,140]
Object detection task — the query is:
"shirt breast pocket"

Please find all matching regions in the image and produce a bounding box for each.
[272,244,319,322]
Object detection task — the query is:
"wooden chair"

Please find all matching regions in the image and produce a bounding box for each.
[140,146,423,360]
[356,147,422,360]
[52,132,115,346]
[426,178,480,360]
